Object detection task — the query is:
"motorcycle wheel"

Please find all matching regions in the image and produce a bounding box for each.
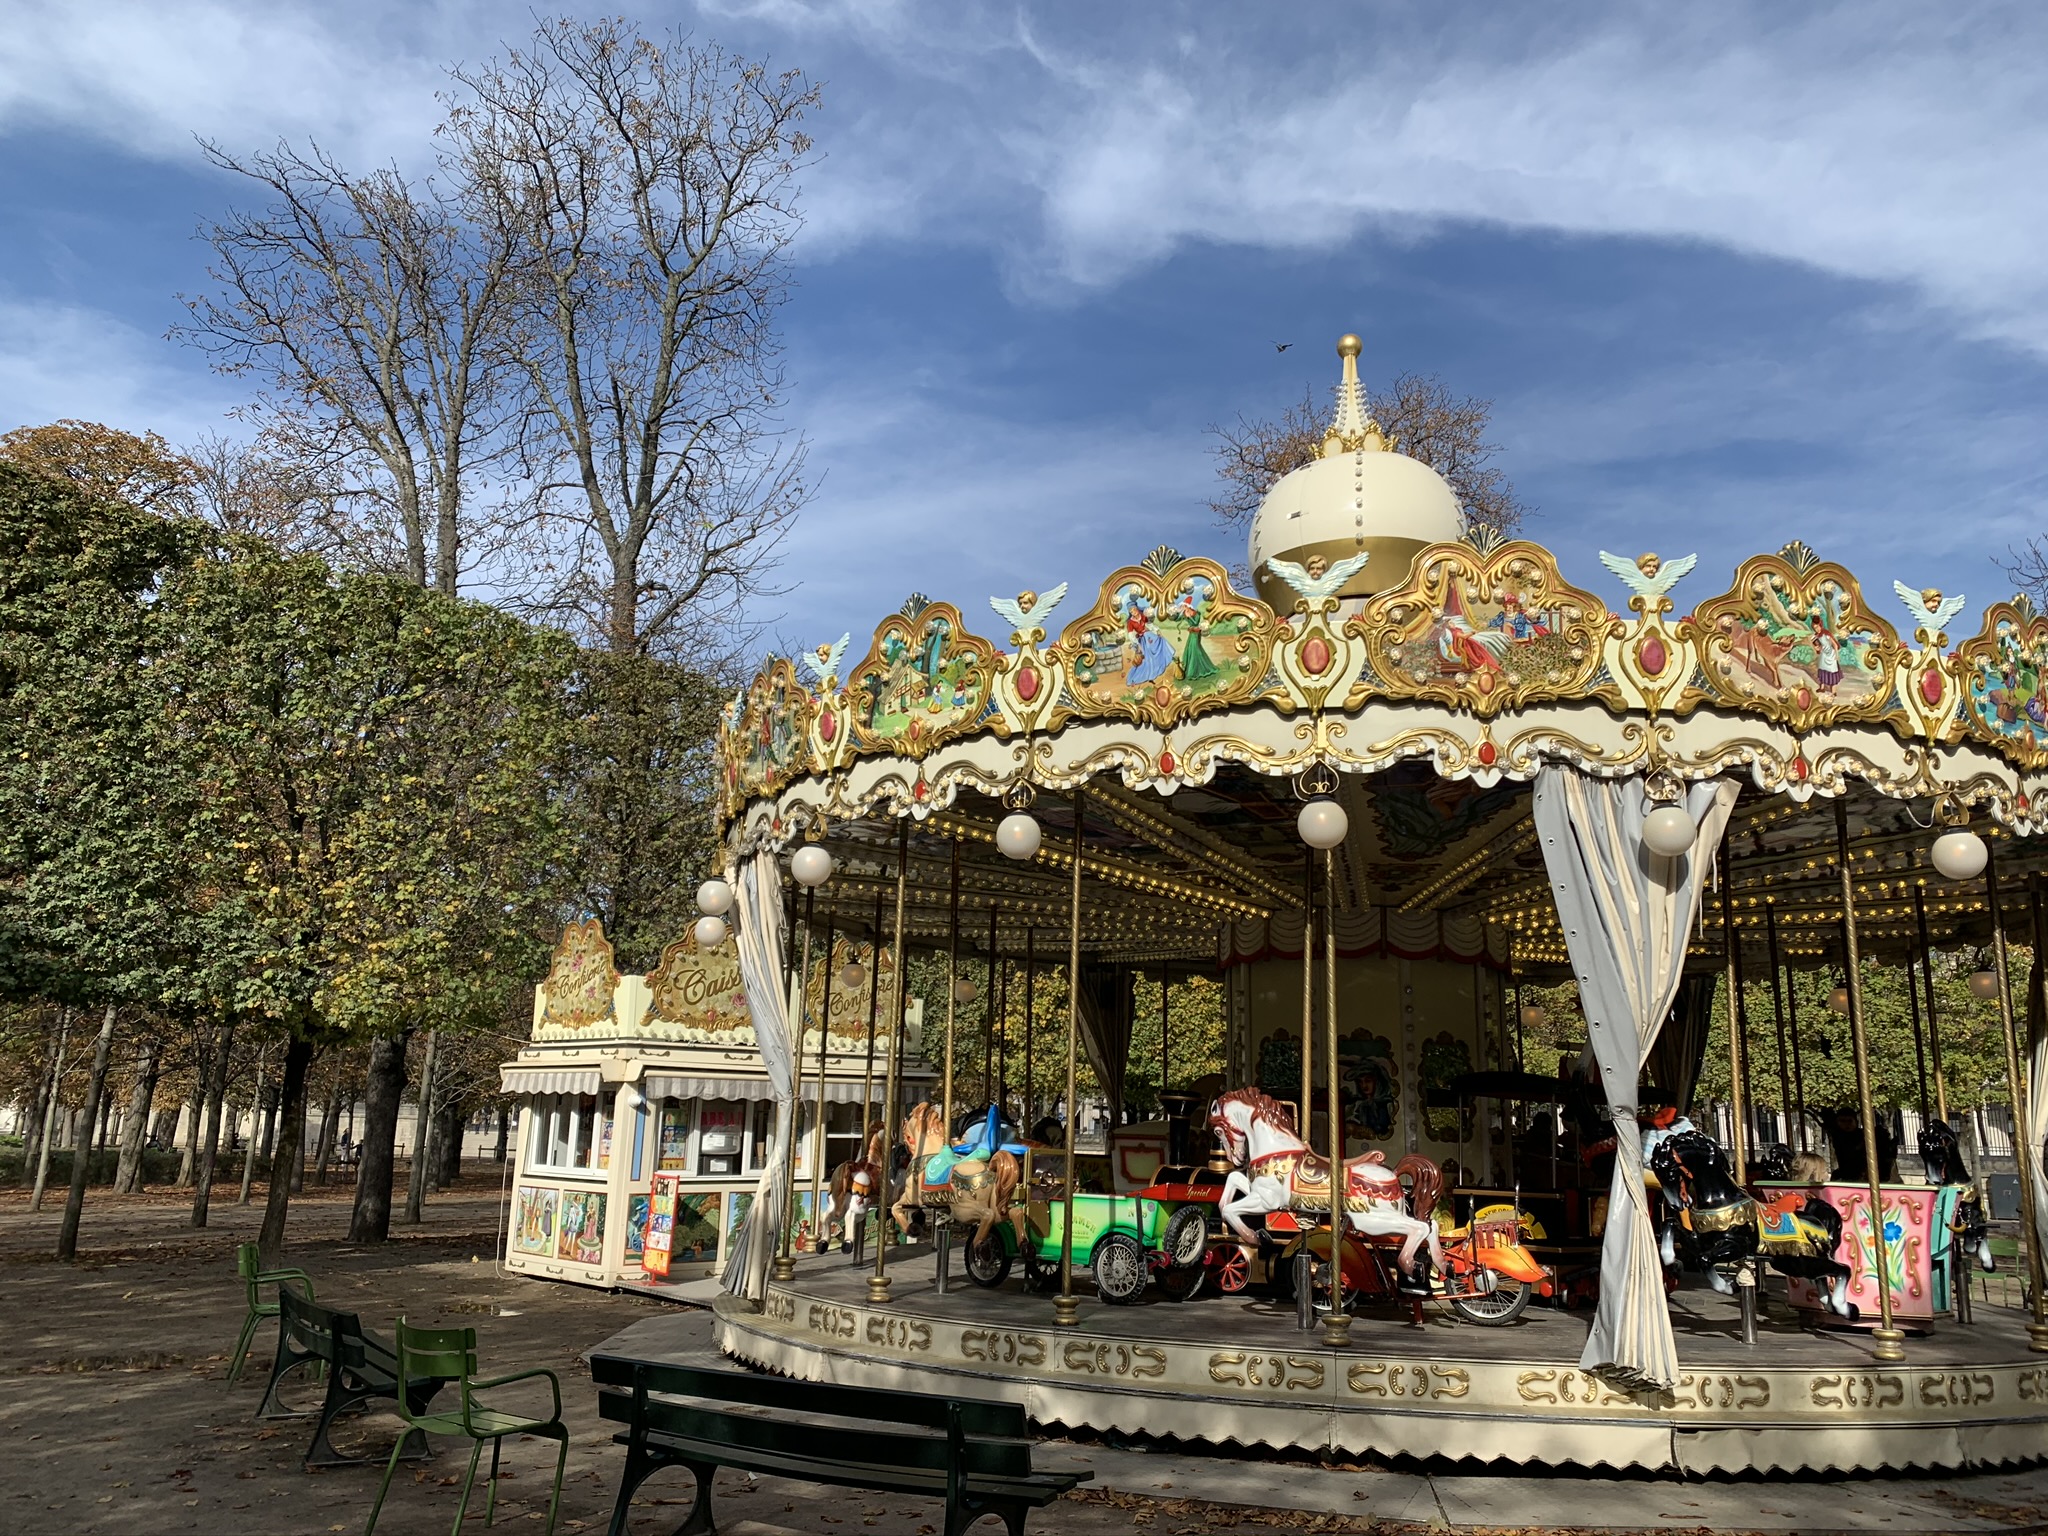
[1092,1232,1148,1306]
[1156,1263,1205,1302]
[1450,1274,1531,1326]
[963,1232,1012,1288]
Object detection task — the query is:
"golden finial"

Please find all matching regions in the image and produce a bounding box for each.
[1337,334,1362,358]
[1320,332,1389,458]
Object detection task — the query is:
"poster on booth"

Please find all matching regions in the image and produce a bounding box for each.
[642,1173,682,1278]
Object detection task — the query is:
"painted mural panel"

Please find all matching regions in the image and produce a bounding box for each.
[512,1186,557,1255]
[556,1188,606,1265]
[540,919,617,1031]
[1059,552,1271,728]
[625,1193,651,1258]
[847,598,995,755]
[675,1191,722,1262]
[721,656,812,810]
[1958,598,2048,763]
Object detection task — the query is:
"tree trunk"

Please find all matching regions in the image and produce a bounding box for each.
[347,1033,409,1244]
[434,1100,462,1187]
[257,1034,315,1269]
[19,1017,62,1187]
[29,1010,72,1211]
[493,1103,509,1163]
[95,1085,115,1153]
[258,1083,278,1162]
[237,1045,267,1206]
[190,1020,236,1229]
[403,1030,440,1224]
[57,1004,119,1261]
[313,1057,344,1185]
[115,1041,159,1194]
[176,1025,213,1187]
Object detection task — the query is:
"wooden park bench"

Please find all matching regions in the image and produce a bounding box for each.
[258,1288,447,1468]
[590,1354,1088,1536]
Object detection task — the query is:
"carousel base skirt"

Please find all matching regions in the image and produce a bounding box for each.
[710,1250,2048,1475]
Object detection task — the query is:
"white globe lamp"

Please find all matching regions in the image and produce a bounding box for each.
[696,877,735,916]
[1297,798,1349,850]
[952,977,979,1004]
[790,845,835,888]
[1969,969,2002,1001]
[1641,804,1695,859]
[997,811,1043,861]
[694,914,729,949]
[1519,1004,1546,1030]
[839,960,867,992]
[1827,985,1849,1015]
[1931,829,1988,882]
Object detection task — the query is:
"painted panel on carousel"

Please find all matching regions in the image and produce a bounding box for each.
[1419,1031,1476,1143]
[540,918,619,1031]
[723,656,814,808]
[1957,597,2048,763]
[1057,549,1273,728]
[644,926,753,1044]
[847,596,996,756]
[1688,543,1904,732]
[1785,1184,1944,1324]
[801,936,893,1047]
[1340,1028,1401,1144]
[1350,540,1611,718]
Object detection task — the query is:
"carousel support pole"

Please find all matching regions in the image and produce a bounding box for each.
[869,820,911,1306]
[984,904,999,1111]
[1055,789,1086,1329]
[1984,842,2048,1352]
[772,883,818,1283]
[1835,798,1905,1363]
[996,948,1010,1121]
[944,841,960,1143]
[1914,885,1952,1122]
[1323,846,1350,1347]
[1160,968,1171,1100]
[1025,928,1037,1130]
[1300,847,1315,1137]
[1767,902,1795,1151]
[861,891,884,1151]
[1906,944,1931,1126]
[810,917,837,1253]
[1718,836,1756,1343]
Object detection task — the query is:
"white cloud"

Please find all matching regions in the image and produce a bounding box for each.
[0,299,241,441]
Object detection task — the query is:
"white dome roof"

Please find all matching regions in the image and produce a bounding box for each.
[1248,336,1465,610]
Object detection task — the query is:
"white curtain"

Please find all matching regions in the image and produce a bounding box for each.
[2027,957,2048,1267]
[720,849,794,1300]
[1533,768,1738,1390]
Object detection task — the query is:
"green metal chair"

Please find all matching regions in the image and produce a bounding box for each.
[229,1240,316,1385]
[365,1320,568,1536]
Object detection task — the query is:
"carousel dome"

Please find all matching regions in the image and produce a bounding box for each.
[1248,334,1466,611]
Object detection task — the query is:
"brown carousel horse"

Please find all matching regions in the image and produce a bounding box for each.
[824,1128,888,1253]
[890,1101,1026,1250]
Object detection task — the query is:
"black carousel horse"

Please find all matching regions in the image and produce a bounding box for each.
[1646,1121,1858,1318]
[1919,1118,1995,1280]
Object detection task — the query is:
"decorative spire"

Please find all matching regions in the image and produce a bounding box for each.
[1319,333,1391,458]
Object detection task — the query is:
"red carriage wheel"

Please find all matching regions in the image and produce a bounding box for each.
[1214,1245,1252,1293]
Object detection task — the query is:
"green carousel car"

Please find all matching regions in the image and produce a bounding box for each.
[962,1154,1208,1304]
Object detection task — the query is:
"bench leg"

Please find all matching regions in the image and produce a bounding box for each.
[945,1496,1026,1536]
[668,1459,717,1536]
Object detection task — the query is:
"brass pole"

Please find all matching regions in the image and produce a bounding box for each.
[772,883,817,1282]
[1160,968,1171,1099]
[808,916,836,1252]
[1323,845,1351,1346]
[1025,928,1037,1129]
[1766,902,1795,1150]
[1914,885,1951,1122]
[944,841,960,1142]
[984,903,998,1106]
[996,950,1009,1118]
[1985,841,2048,1350]
[1300,847,1315,1137]
[869,819,910,1304]
[1834,798,1904,1361]
[1905,945,1931,1123]
[860,891,883,1150]
[1055,790,1085,1329]
[1719,834,1750,1183]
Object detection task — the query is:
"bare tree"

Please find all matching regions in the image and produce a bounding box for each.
[2002,544,2048,610]
[446,19,814,652]
[180,141,519,595]
[183,431,360,560]
[1209,375,1530,540]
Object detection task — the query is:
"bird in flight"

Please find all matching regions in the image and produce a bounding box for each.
[1274,342,1292,352]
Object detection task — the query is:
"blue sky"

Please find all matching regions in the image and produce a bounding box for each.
[2,0,2045,655]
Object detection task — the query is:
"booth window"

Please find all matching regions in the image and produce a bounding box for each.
[529,1093,609,1173]
[750,1100,772,1171]
[823,1101,865,1173]
[696,1100,748,1176]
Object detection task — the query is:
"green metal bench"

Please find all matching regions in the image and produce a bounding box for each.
[258,1288,447,1468]
[590,1354,1088,1536]
[228,1239,315,1385]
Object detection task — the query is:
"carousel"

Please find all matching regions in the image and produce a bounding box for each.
[671,335,2048,1474]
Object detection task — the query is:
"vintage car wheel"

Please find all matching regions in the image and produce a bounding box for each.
[1092,1232,1148,1305]
[963,1231,1012,1288]
[1450,1274,1531,1326]
[1021,1245,1059,1293]
[1156,1263,1205,1302]
[1161,1204,1208,1270]
[1213,1245,1252,1294]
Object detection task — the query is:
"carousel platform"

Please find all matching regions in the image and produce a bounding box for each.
[705,1248,2048,1476]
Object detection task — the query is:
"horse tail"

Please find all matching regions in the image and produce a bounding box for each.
[1394,1154,1443,1222]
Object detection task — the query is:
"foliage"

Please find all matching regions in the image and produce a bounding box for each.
[1208,376,1530,539]
[0,420,198,514]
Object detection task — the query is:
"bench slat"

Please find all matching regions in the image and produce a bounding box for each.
[590,1353,1025,1439]
[618,1427,1082,1507]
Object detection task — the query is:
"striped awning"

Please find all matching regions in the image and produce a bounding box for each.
[640,1073,933,1105]
[498,1066,602,1096]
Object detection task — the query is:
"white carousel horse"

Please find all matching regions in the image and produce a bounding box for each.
[825,1128,887,1252]
[1209,1087,1442,1277]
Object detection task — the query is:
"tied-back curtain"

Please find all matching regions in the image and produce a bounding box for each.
[2028,956,2048,1267]
[1074,964,1133,1124]
[1534,768,1738,1390]
[1646,974,1719,1115]
[720,849,794,1300]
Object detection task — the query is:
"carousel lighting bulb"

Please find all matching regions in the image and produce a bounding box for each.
[839,960,867,991]
[997,811,1043,861]
[1297,797,1349,850]
[694,914,729,949]
[1969,969,2001,1001]
[952,977,979,1004]
[1519,1004,1546,1029]
[1931,829,1988,882]
[696,877,735,917]
[1827,985,1849,1014]
[790,844,835,888]
[1640,804,1696,859]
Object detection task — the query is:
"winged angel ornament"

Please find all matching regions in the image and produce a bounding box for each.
[800,632,851,690]
[1599,550,1697,609]
[1892,581,1967,645]
[989,583,1068,642]
[1264,551,1370,607]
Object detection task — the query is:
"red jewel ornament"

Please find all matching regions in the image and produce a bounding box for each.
[1301,635,1333,676]
[1016,665,1040,703]
[1639,635,1667,676]
[1919,669,1943,707]
[819,711,837,743]
[1794,686,1813,711]
[1788,755,1809,781]
[913,777,928,800]
[1158,750,1177,775]
[1476,740,1498,767]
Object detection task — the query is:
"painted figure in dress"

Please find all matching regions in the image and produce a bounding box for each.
[850,602,991,749]
[1707,574,1881,710]
[1066,557,1259,717]
[1963,606,2048,753]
